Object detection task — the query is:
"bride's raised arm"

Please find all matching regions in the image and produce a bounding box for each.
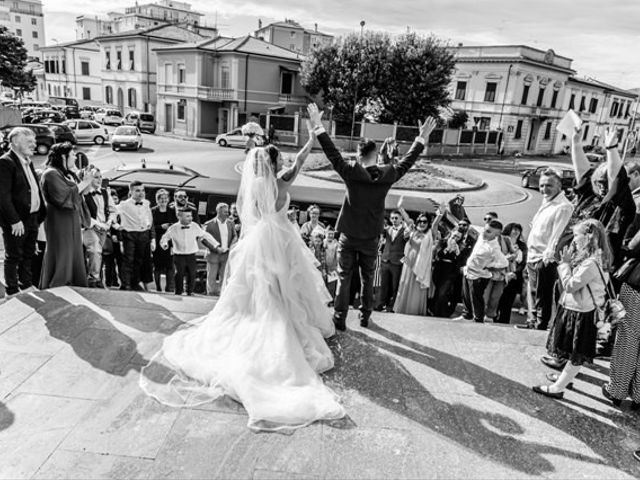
[279,120,316,184]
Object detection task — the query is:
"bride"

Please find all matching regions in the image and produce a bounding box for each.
[140,122,346,432]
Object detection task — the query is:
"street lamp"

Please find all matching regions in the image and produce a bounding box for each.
[349,20,366,151]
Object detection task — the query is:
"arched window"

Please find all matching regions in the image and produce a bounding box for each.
[105,86,113,105]
[128,88,137,108]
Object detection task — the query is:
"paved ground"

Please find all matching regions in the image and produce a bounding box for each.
[1,287,639,479]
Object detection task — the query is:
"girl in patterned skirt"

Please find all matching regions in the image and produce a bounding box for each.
[533,219,612,399]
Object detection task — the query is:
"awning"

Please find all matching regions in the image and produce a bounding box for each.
[279,66,299,74]
[267,105,286,111]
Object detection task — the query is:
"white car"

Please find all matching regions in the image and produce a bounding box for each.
[111,125,143,151]
[216,128,265,148]
[63,119,109,145]
[94,108,123,126]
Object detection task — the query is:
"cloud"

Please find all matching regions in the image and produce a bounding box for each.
[42,0,640,88]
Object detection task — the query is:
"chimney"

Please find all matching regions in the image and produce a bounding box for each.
[258,18,262,29]
[458,42,463,47]
[315,23,318,32]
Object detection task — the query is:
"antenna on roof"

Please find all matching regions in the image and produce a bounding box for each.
[167,159,174,170]
[141,158,146,169]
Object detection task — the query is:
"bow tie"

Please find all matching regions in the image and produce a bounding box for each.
[135,202,143,206]
[181,225,190,229]
[89,191,101,197]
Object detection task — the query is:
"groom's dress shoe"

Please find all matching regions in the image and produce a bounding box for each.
[333,315,346,331]
[359,313,370,328]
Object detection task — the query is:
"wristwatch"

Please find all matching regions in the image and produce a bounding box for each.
[606,143,619,150]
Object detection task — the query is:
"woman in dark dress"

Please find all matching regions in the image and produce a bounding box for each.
[151,189,175,292]
[40,142,94,289]
[496,223,528,324]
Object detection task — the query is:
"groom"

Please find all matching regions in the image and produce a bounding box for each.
[307,104,437,330]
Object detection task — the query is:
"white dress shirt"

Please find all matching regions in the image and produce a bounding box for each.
[89,189,117,227]
[13,149,40,213]
[390,226,400,241]
[527,192,574,264]
[161,222,218,255]
[117,198,153,232]
[464,236,509,280]
[216,217,229,249]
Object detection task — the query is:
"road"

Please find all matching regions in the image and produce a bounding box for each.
[31,129,543,234]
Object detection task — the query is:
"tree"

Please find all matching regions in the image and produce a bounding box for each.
[0,26,36,93]
[301,31,455,125]
[449,110,469,129]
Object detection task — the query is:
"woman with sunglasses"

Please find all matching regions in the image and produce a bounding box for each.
[392,200,444,316]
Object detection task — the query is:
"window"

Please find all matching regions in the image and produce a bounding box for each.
[579,96,586,112]
[281,71,294,95]
[536,87,545,107]
[221,66,229,88]
[178,64,185,84]
[81,61,89,76]
[478,117,491,130]
[290,31,296,38]
[551,89,559,108]
[31,18,36,25]
[611,101,619,117]
[16,29,22,36]
[47,83,51,95]
[589,98,598,114]
[116,51,122,70]
[15,15,20,22]
[78,121,92,130]
[514,120,523,139]
[582,124,589,141]
[164,63,173,84]
[105,86,113,104]
[625,103,631,118]
[618,101,624,118]
[521,85,530,105]
[31,31,37,38]
[569,93,575,110]
[82,87,91,100]
[128,88,136,108]
[177,99,186,120]
[289,44,295,51]
[105,51,111,70]
[129,49,134,70]
[484,82,497,102]
[44,60,49,73]
[61,60,66,74]
[455,81,466,101]
[544,121,552,140]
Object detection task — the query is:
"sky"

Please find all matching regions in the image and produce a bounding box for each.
[42,0,640,90]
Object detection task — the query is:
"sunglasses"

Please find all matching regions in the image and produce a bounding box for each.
[417,219,428,224]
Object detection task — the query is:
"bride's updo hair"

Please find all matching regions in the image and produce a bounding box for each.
[265,145,280,172]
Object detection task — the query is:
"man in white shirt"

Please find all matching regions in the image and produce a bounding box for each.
[161,209,218,296]
[455,220,509,323]
[117,180,155,291]
[517,169,574,330]
[204,202,237,296]
[0,128,46,296]
[82,168,117,288]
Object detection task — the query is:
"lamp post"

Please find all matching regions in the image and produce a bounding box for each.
[349,20,365,151]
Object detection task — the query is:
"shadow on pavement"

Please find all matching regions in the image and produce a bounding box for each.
[326,325,640,477]
[0,402,14,431]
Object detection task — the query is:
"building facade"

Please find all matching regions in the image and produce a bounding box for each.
[155,35,308,137]
[75,0,216,40]
[0,0,45,61]
[254,19,333,55]
[448,45,638,154]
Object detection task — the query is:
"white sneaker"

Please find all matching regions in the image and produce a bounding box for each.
[452,315,470,321]
[20,286,39,294]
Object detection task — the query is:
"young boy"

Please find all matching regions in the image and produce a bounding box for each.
[160,209,219,296]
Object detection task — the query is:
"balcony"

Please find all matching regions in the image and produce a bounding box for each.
[197,86,236,101]
[159,84,236,101]
[278,94,307,104]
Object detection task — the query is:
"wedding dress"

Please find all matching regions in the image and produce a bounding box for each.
[140,148,346,432]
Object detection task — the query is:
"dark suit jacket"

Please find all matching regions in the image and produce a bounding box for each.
[0,149,46,228]
[317,132,424,239]
[204,217,237,263]
[381,226,408,265]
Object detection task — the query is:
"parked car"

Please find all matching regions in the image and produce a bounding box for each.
[521,166,575,190]
[94,108,123,125]
[216,128,250,148]
[23,109,66,124]
[111,125,143,151]
[124,111,156,133]
[46,123,77,145]
[63,119,109,145]
[0,124,56,155]
[61,105,80,119]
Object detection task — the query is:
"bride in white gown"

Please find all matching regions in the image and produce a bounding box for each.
[140,123,346,432]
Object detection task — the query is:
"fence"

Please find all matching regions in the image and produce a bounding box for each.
[262,112,503,155]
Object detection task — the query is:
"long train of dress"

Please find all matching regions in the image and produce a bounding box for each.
[140,194,346,432]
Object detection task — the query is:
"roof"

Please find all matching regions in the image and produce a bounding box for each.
[39,38,98,50]
[452,44,573,62]
[96,23,206,43]
[256,20,332,37]
[155,35,304,61]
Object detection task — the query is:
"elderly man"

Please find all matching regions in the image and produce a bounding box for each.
[204,202,237,295]
[516,168,573,331]
[82,168,117,288]
[0,127,47,297]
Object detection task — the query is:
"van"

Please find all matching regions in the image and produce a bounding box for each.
[124,111,156,133]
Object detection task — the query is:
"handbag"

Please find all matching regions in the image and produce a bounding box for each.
[587,262,627,328]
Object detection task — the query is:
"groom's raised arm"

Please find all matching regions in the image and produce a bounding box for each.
[393,117,438,182]
[308,104,352,181]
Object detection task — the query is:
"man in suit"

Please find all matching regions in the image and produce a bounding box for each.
[0,128,46,297]
[204,202,237,295]
[169,189,198,221]
[308,103,437,330]
[375,210,409,312]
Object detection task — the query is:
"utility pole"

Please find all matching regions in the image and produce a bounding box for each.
[349,20,365,151]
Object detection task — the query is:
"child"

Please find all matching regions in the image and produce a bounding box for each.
[309,228,327,281]
[324,228,339,301]
[160,209,219,296]
[533,218,612,399]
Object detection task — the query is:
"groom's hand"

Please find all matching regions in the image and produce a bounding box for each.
[307,104,324,129]
[418,117,438,142]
